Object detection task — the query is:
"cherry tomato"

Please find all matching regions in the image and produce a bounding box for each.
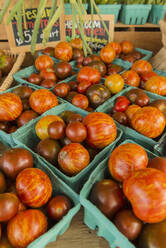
[114,96,130,112]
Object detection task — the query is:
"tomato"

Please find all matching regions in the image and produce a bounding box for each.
[148,157,166,174]
[145,76,166,96]
[13,86,33,99]
[58,143,90,176]
[105,74,124,94]
[53,83,70,98]
[114,210,142,240]
[48,121,66,139]
[77,66,101,85]
[72,48,84,60]
[125,104,141,124]
[114,96,130,112]
[72,94,89,110]
[120,41,134,54]
[77,81,92,94]
[55,62,72,80]
[100,45,116,64]
[141,71,158,82]
[70,38,83,49]
[7,209,47,248]
[0,148,33,179]
[66,122,87,143]
[107,42,122,55]
[135,94,150,107]
[35,115,64,140]
[112,112,128,126]
[0,93,23,121]
[123,168,166,223]
[68,81,78,91]
[16,168,52,208]
[29,89,58,114]
[90,179,125,219]
[83,112,117,149]
[108,143,148,182]
[35,55,54,71]
[17,110,39,127]
[28,73,41,85]
[40,68,56,81]
[121,70,140,87]
[43,47,55,57]
[88,61,107,77]
[55,41,72,62]
[131,106,165,138]
[132,60,152,76]
[0,233,13,248]
[66,113,84,124]
[0,171,6,193]
[0,193,19,222]
[47,195,71,221]
[40,79,56,88]
[37,138,61,164]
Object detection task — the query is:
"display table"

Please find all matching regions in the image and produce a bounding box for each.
[47,208,109,248]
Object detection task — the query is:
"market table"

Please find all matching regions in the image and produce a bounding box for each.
[47,208,109,248]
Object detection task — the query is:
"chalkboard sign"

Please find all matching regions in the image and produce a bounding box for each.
[65,15,114,52]
[5,5,65,53]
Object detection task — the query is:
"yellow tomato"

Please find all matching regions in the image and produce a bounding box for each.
[104,74,124,94]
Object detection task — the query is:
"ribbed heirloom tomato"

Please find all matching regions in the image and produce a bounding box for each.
[108,143,148,182]
[29,89,58,114]
[54,41,72,62]
[77,66,101,85]
[35,55,54,71]
[0,93,23,121]
[16,168,52,208]
[58,143,90,176]
[121,70,140,87]
[123,168,166,223]
[7,209,47,248]
[83,112,117,149]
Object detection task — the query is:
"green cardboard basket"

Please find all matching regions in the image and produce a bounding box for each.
[148,4,166,24]
[154,132,166,157]
[0,142,80,248]
[65,3,88,14]
[80,139,157,248]
[120,4,152,25]
[13,102,123,192]
[0,85,63,147]
[96,86,166,152]
[13,62,78,90]
[88,4,121,23]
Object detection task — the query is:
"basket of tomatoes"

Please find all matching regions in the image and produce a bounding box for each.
[12,102,122,192]
[97,86,166,151]
[0,143,80,248]
[0,84,64,146]
[80,139,166,248]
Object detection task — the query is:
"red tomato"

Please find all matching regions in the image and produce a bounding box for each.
[114,96,130,112]
[47,195,71,221]
[77,66,101,85]
[53,83,70,98]
[16,168,52,208]
[77,81,91,94]
[123,168,166,223]
[28,73,41,85]
[35,55,54,71]
[72,94,89,110]
[141,71,158,82]
[66,121,87,143]
[40,68,56,81]
[40,79,56,88]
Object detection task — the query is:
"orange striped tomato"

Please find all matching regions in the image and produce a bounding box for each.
[131,60,152,76]
[131,106,165,138]
[29,89,58,114]
[7,209,47,248]
[54,41,72,62]
[145,76,166,96]
[0,93,23,121]
[58,143,90,176]
[16,168,52,208]
[83,112,117,149]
